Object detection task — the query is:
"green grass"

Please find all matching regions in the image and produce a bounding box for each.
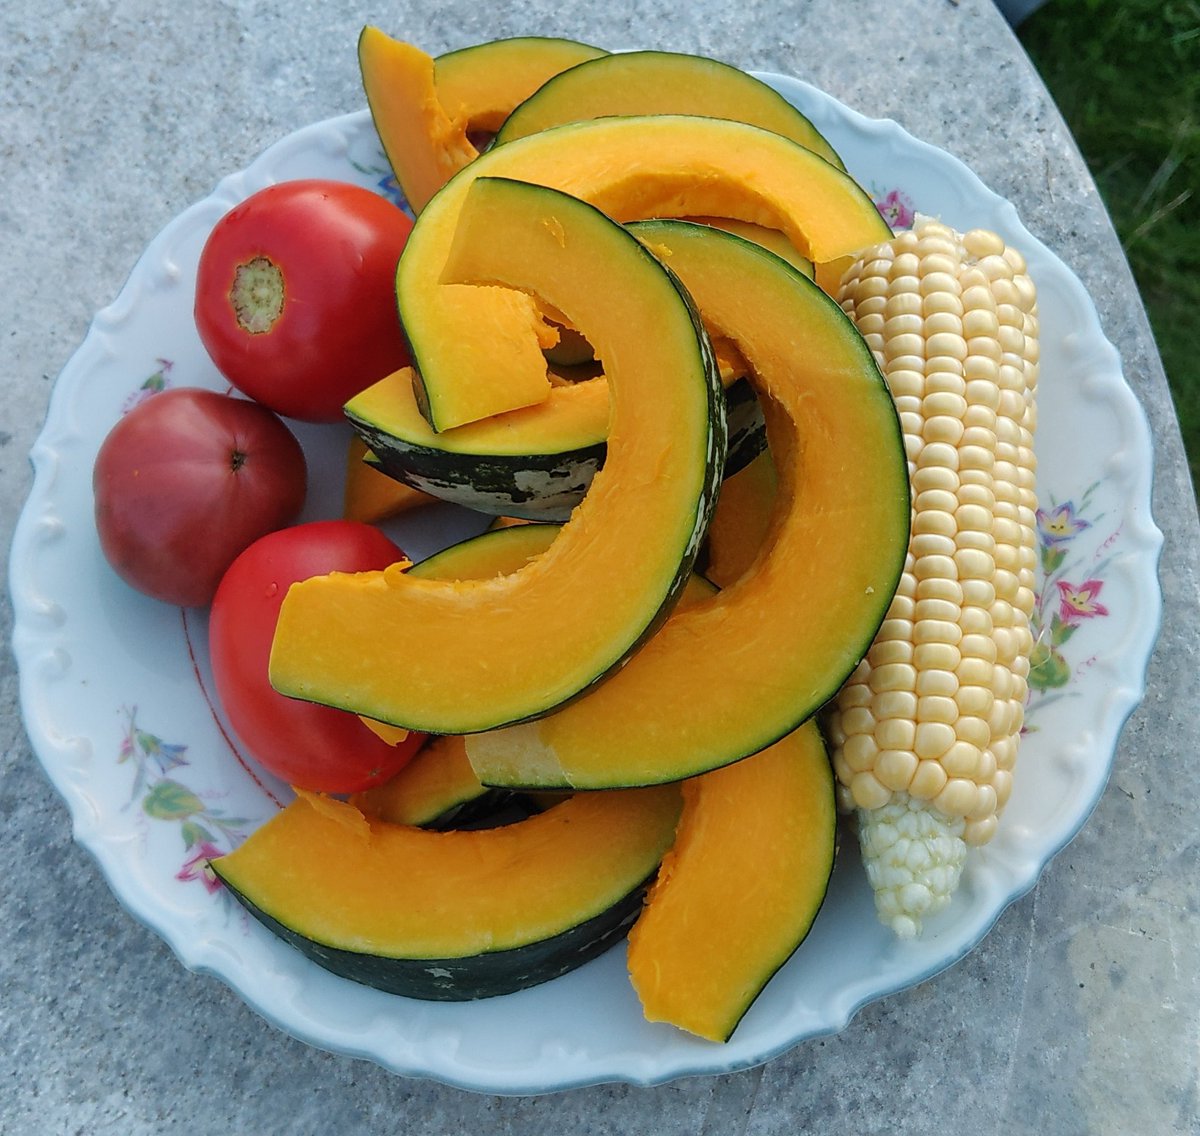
[1019,0,1200,498]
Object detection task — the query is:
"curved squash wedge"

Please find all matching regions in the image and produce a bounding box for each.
[358,29,476,214]
[345,361,762,521]
[435,36,608,135]
[690,217,814,279]
[495,49,845,171]
[350,733,488,827]
[398,113,891,429]
[627,720,836,1041]
[211,784,681,1000]
[465,221,909,788]
[271,181,724,734]
[409,518,562,578]
[346,366,604,520]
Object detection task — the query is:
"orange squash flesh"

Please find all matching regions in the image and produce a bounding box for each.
[434,36,608,135]
[348,329,748,459]
[408,520,563,579]
[351,522,724,828]
[212,785,681,962]
[350,526,567,826]
[270,183,723,735]
[397,114,891,426]
[407,287,559,430]
[358,29,477,214]
[688,218,814,279]
[351,734,487,827]
[464,222,908,788]
[627,720,835,1041]
[701,448,778,589]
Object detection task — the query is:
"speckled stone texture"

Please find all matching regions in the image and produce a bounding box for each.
[3,2,1198,1133]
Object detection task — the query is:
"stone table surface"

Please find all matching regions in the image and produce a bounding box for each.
[3,2,1197,1133]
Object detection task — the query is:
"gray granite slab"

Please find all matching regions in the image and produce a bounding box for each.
[2,1,1197,1132]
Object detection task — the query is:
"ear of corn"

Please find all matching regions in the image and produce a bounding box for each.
[826,216,1039,938]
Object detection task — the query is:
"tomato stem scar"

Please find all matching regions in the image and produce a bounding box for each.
[230,256,284,334]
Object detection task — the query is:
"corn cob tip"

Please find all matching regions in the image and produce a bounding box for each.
[856,794,968,939]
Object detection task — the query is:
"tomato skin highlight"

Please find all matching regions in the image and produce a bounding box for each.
[209,520,425,792]
[92,388,307,607]
[194,179,414,423]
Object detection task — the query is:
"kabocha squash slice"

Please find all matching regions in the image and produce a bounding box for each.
[345,357,763,521]
[342,435,439,523]
[358,29,605,213]
[361,29,564,425]
[211,784,682,1000]
[271,181,725,734]
[350,734,492,827]
[689,218,814,279]
[408,518,562,579]
[628,720,836,1041]
[495,49,845,171]
[346,366,607,520]
[465,221,909,788]
[396,113,891,429]
[358,29,475,214]
[434,36,609,135]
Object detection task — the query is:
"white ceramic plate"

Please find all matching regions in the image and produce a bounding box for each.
[9,74,1163,1094]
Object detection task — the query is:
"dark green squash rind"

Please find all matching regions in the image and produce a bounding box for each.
[722,376,766,478]
[347,376,758,521]
[356,429,605,521]
[212,866,654,1001]
[493,49,846,172]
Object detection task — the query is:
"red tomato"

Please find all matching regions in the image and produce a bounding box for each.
[93,388,307,607]
[194,179,413,422]
[209,520,424,792]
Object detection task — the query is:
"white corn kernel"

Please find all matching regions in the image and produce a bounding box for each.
[917,695,960,724]
[914,597,960,621]
[876,717,917,751]
[877,749,920,791]
[915,669,958,697]
[909,759,948,799]
[868,638,914,667]
[934,778,979,818]
[851,771,892,810]
[873,689,919,720]
[914,642,962,672]
[941,741,982,779]
[914,721,957,759]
